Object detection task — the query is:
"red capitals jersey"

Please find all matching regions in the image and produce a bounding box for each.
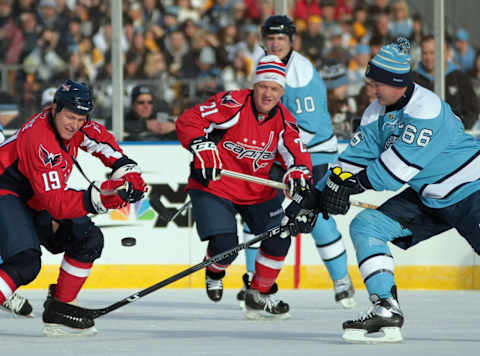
[0,110,128,220]
[176,89,312,205]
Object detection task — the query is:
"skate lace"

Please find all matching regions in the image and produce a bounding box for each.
[263,294,281,311]
[353,304,376,322]
[334,276,352,294]
[206,278,223,291]
[2,293,26,313]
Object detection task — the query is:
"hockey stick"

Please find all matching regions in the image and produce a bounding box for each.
[78,224,285,319]
[154,199,192,223]
[221,169,378,210]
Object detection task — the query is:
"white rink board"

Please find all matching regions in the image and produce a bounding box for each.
[41,143,478,267]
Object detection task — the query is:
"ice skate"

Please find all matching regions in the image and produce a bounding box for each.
[244,282,290,320]
[342,291,404,343]
[205,270,224,302]
[1,292,33,317]
[236,272,253,310]
[42,284,97,337]
[334,274,356,309]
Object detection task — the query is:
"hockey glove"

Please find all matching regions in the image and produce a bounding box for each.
[282,165,312,200]
[189,136,222,187]
[111,163,148,203]
[323,167,364,215]
[84,178,133,214]
[280,181,322,238]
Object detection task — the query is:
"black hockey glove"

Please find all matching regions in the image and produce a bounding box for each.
[280,180,322,238]
[189,137,222,187]
[323,167,364,215]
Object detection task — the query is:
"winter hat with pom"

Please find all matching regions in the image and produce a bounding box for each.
[366,37,412,87]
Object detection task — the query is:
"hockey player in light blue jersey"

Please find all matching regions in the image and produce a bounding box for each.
[323,38,480,343]
[238,15,355,309]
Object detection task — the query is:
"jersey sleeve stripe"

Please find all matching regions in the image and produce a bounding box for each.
[379,147,421,183]
[204,111,241,133]
[80,132,123,160]
[420,150,480,199]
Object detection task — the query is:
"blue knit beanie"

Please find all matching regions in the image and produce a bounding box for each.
[366,37,411,87]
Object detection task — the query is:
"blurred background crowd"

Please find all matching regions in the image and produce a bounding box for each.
[1,0,480,140]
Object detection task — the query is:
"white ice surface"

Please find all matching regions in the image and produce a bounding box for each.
[1,289,479,356]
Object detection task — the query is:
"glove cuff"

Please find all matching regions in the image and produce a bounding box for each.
[282,165,311,184]
[356,169,372,191]
[111,163,141,180]
[84,181,108,215]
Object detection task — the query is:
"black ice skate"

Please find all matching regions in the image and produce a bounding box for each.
[244,280,290,320]
[42,284,97,336]
[205,270,225,302]
[333,274,356,309]
[342,288,404,343]
[1,292,33,317]
[236,272,253,309]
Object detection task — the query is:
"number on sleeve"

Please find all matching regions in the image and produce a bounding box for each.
[199,102,218,118]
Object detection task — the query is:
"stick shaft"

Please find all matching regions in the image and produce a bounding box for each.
[221,169,379,210]
[82,225,284,319]
[220,169,287,190]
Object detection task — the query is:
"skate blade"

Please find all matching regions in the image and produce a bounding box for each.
[342,327,403,344]
[244,309,291,321]
[43,324,98,337]
[0,307,34,318]
[239,300,246,311]
[337,297,356,309]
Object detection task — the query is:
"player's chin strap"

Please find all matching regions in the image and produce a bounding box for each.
[62,224,290,319]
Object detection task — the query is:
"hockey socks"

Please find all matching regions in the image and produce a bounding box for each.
[245,247,257,273]
[251,249,285,293]
[0,269,16,305]
[55,256,92,303]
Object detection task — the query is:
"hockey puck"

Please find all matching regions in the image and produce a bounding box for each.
[121,237,136,247]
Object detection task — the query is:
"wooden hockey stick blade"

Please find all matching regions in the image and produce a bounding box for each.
[78,224,286,319]
[350,200,378,210]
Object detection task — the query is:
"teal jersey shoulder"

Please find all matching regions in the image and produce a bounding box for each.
[339,84,480,208]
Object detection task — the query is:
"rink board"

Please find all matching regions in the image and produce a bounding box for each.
[24,143,480,290]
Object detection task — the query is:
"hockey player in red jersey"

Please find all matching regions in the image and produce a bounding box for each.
[176,55,317,319]
[0,80,147,335]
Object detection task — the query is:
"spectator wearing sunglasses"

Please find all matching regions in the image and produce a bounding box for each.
[124,85,176,141]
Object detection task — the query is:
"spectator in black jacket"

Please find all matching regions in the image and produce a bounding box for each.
[124,85,176,141]
[413,35,479,130]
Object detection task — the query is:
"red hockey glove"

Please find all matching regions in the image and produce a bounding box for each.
[282,165,312,200]
[85,178,133,214]
[111,163,148,203]
[189,137,222,187]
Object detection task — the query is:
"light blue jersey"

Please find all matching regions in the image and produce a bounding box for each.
[282,51,338,166]
[338,83,480,208]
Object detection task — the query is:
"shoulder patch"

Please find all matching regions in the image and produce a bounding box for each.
[220,91,242,108]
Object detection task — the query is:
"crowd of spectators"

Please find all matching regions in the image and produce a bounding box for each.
[0,0,479,140]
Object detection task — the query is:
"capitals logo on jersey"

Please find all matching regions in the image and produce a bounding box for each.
[223,131,276,171]
[38,144,63,168]
[220,92,242,108]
